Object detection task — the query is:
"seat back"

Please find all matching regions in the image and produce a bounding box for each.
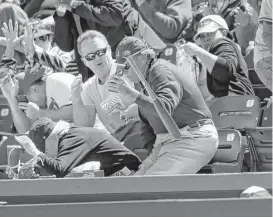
[248,69,272,100]
[259,104,272,127]
[123,133,148,161]
[210,96,261,129]
[212,129,242,163]
[0,97,14,133]
[246,127,272,172]
[159,44,177,65]
[0,135,32,165]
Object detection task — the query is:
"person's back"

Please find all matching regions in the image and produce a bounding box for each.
[59,127,141,176]
[140,58,211,135]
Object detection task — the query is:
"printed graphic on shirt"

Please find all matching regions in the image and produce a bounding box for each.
[48,97,60,110]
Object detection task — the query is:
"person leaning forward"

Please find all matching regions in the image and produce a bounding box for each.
[15,117,141,178]
[108,36,219,176]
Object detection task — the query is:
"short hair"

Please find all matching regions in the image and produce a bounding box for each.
[77,30,108,56]
[29,117,56,153]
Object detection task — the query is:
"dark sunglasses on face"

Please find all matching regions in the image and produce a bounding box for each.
[34,35,49,42]
[83,47,108,61]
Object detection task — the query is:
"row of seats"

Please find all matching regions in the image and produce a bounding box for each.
[124,95,272,173]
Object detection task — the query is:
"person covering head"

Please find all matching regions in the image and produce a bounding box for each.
[13,67,46,95]
[194,15,229,41]
[28,117,56,153]
[116,37,150,65]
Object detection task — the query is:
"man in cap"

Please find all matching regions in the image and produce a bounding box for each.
[15,117,141,178]
[108,36,219,176]
[182,15,254,104]
[1,68,75,133]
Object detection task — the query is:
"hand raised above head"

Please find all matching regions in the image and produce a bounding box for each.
[1,19,23,47]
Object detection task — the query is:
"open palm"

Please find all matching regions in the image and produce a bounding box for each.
[1,19,23,47]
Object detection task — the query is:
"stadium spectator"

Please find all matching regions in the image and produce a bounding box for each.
[15,117,141,178]
[183,15,254,104]
[254,0,272,91]
[207,0,259,56]
[23,0,56,19]
[53,0,165,82]
[130,0,192,44]
[1,68,75,133]
[112,36,218,175]
[72,30,140,142]
[23,21,72,73]
[0,3,28,65]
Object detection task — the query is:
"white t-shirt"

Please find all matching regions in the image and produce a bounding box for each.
[81,62,139,134]
[46,72,75,109]
[254,0,272,65]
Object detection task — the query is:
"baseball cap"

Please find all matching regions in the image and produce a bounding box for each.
[29,117,56,153]
[33,22,53,38]
[116,36,150,64]
[14,67,46,94]
[194,15,229,41]
[240,186,272,198]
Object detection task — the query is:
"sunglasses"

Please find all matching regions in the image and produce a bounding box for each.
[34,35,49,42]
[83,47,108,61]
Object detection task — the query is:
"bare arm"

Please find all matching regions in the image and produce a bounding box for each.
[263,21,272,54]
[8,97,33,133]
[39,105,73,122]
[72,99,96,127]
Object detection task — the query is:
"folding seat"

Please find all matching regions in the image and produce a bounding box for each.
[200,129,244,173]
[207,96,262,173]
[245,126,272,172]
[209,95,261,130]
[123,133,148,161]
[259,104,272,127]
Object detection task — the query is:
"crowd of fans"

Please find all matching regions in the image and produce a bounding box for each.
[0,0,271,178]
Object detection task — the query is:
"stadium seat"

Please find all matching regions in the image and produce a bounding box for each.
[200,129,244,173]
[0,135,32,166]
[259,104,272,127]
[123,133,148,161]
[209,96,261,130]
[245,127,272,172]
[248,69,272,100]
[159,44,177,65]
[0,96,14,134]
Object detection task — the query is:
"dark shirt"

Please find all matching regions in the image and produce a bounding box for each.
[207,37,255,97]
[135,59,212,150]
[36,127,141,177]
[53,0,133,81]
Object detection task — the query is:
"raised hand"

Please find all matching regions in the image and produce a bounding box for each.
[21,23,35,56]
[71,74,83,102]
[0,74,19,101]
[1,19,23,47]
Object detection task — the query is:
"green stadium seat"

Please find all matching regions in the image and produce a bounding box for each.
[200,129,244,173]
[209,96,261,130]
[245,127,272,172]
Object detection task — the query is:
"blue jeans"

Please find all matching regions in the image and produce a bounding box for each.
[134,120,219,176]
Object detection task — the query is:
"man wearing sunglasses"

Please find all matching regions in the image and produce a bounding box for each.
[71,30,140,143]
[182,15,254,105]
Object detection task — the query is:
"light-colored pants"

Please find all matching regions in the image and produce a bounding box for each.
[134,122,218,176]
[255,57,272,91]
